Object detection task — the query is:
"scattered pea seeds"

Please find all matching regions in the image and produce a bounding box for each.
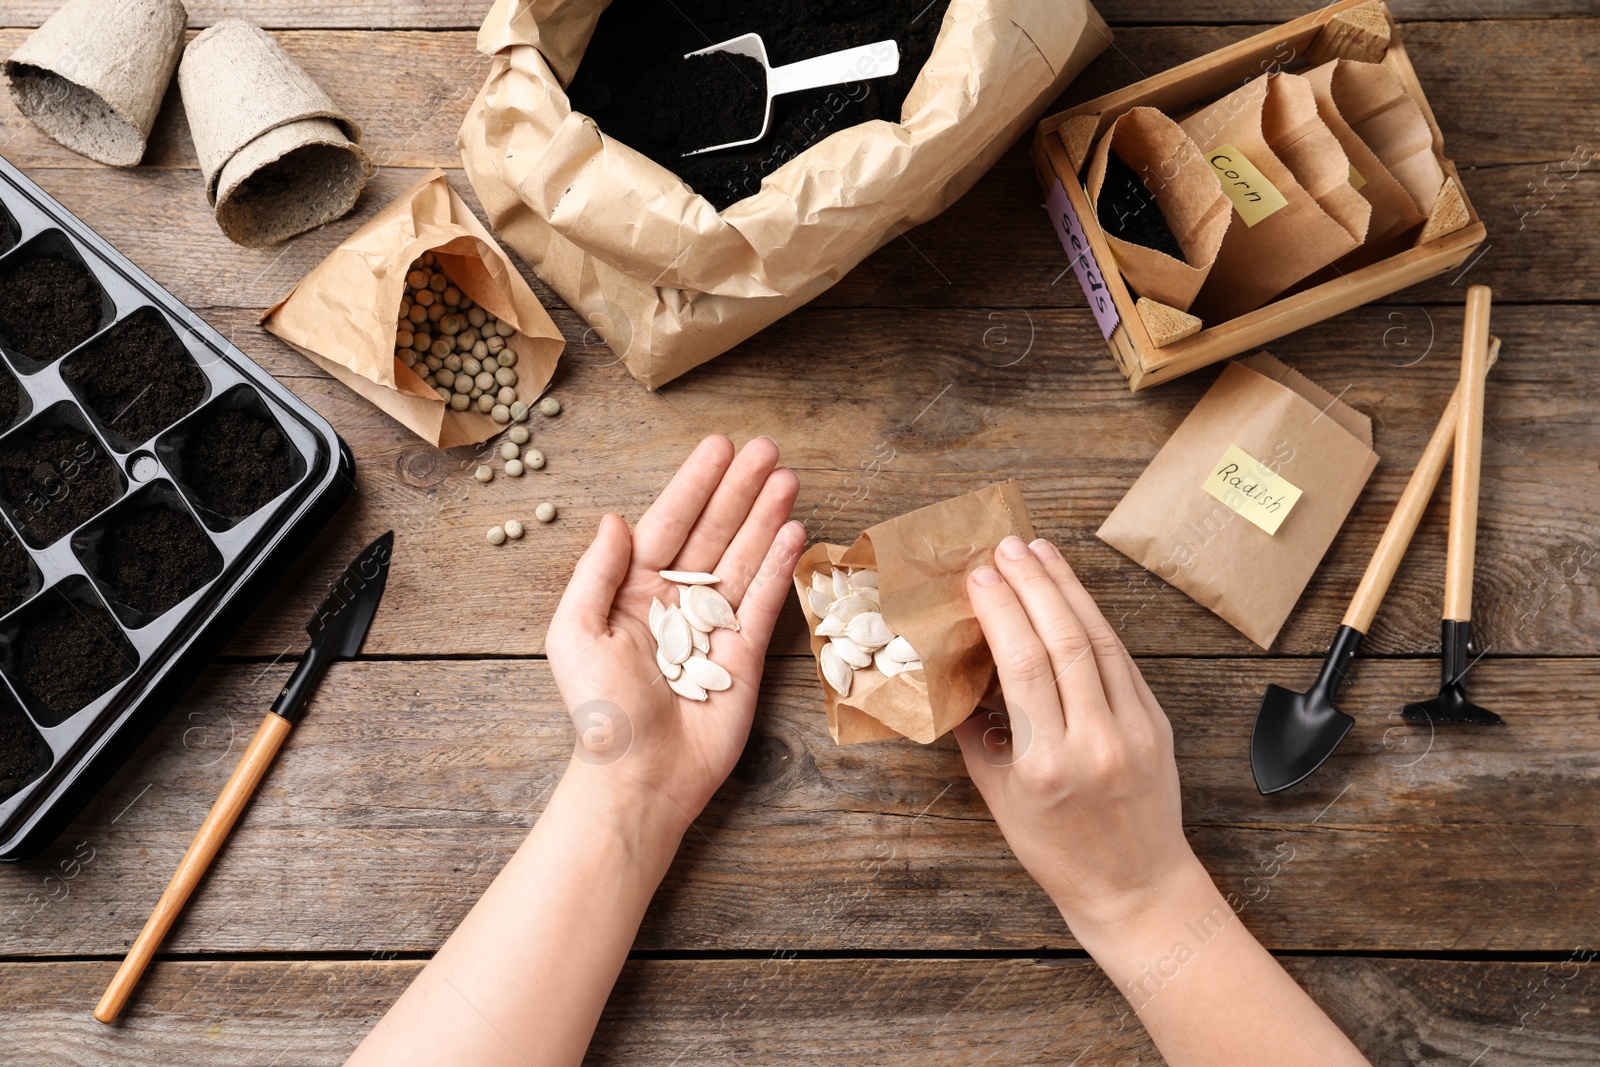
[474,464,493,483]
[538,396,561,417]
[535,501,557,524]
[487,525,507,546]
[505,459,524,477]
[500,441,519,461]
[508,425,530,445]
[395,252,520,414]
[524,448,545,470]
[504,519,524,539]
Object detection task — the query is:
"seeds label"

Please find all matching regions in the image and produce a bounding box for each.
[1206,144,1288,227]
[1045,179,1121,339]
[1202,443,1302,535]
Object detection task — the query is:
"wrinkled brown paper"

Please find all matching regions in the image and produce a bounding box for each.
[458,0,1108,389]
[1087,106,1231,313]
[1181,72,1371,321]
[1098,354,1378,649]
[261,170,564,447]
[1305,58,1443,243]
[793,482,1035,745]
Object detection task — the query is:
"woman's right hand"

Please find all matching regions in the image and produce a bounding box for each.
[955,535,1204,940]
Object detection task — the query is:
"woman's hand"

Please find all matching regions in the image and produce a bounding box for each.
[955,535,1200,937]
[545,435,805,827]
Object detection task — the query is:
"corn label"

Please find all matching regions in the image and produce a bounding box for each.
[1207,144,1288,227]
[1202,443,1302,535]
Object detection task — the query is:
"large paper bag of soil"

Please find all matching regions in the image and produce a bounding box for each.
[459,0,1108,390]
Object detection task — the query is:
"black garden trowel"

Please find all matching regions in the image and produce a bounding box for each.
[1403,286,1504,726]
[1250,316,1501,794]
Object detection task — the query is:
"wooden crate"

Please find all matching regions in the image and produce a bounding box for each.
[1032,0,1485,390]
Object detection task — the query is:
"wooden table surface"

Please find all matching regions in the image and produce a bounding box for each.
[2,2,1597,1063]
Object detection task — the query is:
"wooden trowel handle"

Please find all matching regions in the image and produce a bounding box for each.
[1343,328,1500,634]
[1445,286,1492,621]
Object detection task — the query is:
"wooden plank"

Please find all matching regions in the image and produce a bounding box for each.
[0,19,1589,170]
[2,656,1595,955]
[1,956,1596,1065]
[191,298,1600,660]
[0,1,1586,30]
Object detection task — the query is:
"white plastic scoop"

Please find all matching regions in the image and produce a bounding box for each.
[681,33,901,156]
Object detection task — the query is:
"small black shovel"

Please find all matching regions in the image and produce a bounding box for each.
[1403,286,1504,726]
[1250,328,1501,794]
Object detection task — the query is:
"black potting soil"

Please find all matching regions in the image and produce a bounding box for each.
[1096,153,1185,262]
[98,504,216,616]
[0,530,35,616]
[15,594,135,723]
[565,0,953,210]
[64,309,207,447]
[0,697,49,805]
[0,424,122,545]
[676,52,768,153]
[0,361,19,430]
[0,254,103,364]
[180,407,296,519]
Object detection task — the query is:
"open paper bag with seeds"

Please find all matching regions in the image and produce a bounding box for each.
[459,0,1108,389]
[792,482,1034,745]
[262,170,564,448]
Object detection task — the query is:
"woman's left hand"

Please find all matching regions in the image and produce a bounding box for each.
[545,435,804,826]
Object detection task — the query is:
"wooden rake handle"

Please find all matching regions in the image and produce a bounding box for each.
[94,711,293,1024]
[1445,285,1493,621]
[1343,329,1500,633]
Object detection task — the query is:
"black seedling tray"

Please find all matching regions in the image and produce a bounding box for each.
[0,154,353,861]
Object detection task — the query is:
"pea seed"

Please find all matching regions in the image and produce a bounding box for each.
[468,308,487,329]
[476,394,495,413]
[495,367,517,388]
[439,315,461,336]
[474,464,493,483]
[508,426,530,445]
[435,386,451,402]
[406,270,428,289]
[510,401,529,422]
[458,297,473,311]
[497,350,517,368]
[524,448,545,469]
[491,404,511,424]
[453,375,472,395]
[538,396,561,417]
[396,329,414,348]
[425,354,443,371]
[427,304,445,323]
[475,371,496,392]
[398,349,418,367]
[535,501,557,523]
[504,519,524,539]
[436,368,456,388]
[470,387,483,400]
[456,333,474,353]
[459,328,479,348]
[421,251,435,266]
[429,273,447,293]
[497,386,516,406]
[399,297,412,317]
[485,335,505,354]
[495,320,515,337]
[500,442,519,460]
[413,332,432,352]
[445,354,462,372]
[505,459,524,477]
[462,357,481,377]
[431,340,452,359]
[450,393,470,411]
[487,525,506,545]
[407,305,427,325]
[415,288,435,307]
[443,286,461,306]
[472,340,488,360]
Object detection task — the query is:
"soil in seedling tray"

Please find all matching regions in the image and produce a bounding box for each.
[0,530,35,616]
[1096,153,1184,262]
[180,406,296,519]
[15,595,135,724]
[65,310,207,447]
[0,424,122,545]
[98,504,216,616]
[0,253,103,363]
[0,697,49,804]
[0,361,20,431]
[566,0,953,210]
